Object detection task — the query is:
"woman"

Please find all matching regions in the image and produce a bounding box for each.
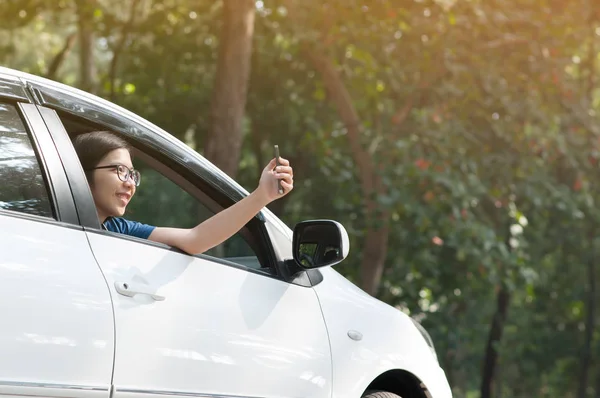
[73,131,293,255]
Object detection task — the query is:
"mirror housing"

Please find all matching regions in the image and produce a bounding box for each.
[293,220,350,270]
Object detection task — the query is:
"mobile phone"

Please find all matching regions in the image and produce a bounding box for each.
[274,145,284,194]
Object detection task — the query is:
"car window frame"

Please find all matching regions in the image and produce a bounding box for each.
[30,94,283,278]
[26,80,257,208]
[0,74,33,102]
[0,99,79,228]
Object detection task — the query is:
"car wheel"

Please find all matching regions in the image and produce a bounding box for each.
[361,391,402,398]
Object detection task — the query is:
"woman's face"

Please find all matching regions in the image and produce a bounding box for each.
[90,148,136,222]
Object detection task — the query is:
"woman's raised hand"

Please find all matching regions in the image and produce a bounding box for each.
[256,157,294,203]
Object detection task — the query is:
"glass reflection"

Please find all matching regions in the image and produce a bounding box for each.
[0,130,52,218]
[0,104,26,133]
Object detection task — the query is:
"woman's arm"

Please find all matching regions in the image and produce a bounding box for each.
[147,157,293,255]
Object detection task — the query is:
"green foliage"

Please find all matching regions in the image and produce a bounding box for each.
[3,0,600,396]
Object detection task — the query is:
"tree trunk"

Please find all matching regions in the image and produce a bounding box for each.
[75,0,96,93]
[577,253,596,398]
[204,0,255,178]
[303,47,389,296]
[46,32,77,80]
[480,284,510,398]
[360,222,390,295]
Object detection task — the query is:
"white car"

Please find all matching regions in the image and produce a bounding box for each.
[0,66,452,398]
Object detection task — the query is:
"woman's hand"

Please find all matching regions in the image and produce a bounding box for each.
[256,157,294,203]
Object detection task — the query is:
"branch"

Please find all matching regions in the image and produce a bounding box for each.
[389,66,448,128]
[481,35,529,50]
[45,32,77,80]
[586,6,596,102]
[301,44,384,205]
[109,0,143,101]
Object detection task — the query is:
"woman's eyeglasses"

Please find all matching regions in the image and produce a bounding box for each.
[90,164,141,186]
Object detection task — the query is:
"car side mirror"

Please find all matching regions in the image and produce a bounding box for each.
[293,220,350,269]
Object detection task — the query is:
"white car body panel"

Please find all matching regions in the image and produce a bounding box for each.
[0,216,114,396]
[84,231,332,398]
[314,268,452,398]
[261,210,453,398]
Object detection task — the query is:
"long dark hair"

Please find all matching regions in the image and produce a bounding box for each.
[73,131,132,182]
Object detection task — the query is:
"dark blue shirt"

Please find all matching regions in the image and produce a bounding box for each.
[102,217,156,239]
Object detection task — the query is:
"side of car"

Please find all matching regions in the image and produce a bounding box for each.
[0,67,452,398]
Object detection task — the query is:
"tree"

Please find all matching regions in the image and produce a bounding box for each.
[204,0,256,178]
[74,0,97,93]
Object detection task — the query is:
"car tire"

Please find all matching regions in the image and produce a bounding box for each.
[361,391,402,398]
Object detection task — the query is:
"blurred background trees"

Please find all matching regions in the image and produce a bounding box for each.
[2,0,599,396]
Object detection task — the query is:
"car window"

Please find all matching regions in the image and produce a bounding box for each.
[0,103,53,218]
[113,156,264,269]
[52,108,269,271]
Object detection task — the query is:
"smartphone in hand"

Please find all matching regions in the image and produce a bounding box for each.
[274,145,284,194]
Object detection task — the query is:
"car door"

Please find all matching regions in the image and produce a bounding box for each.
[0,82,114,398]
[86,230,331,398]
[30,85,333,398]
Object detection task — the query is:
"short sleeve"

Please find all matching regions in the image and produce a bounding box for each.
[103,217,156,239]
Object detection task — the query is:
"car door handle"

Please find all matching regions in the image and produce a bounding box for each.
[114,281,165,301]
